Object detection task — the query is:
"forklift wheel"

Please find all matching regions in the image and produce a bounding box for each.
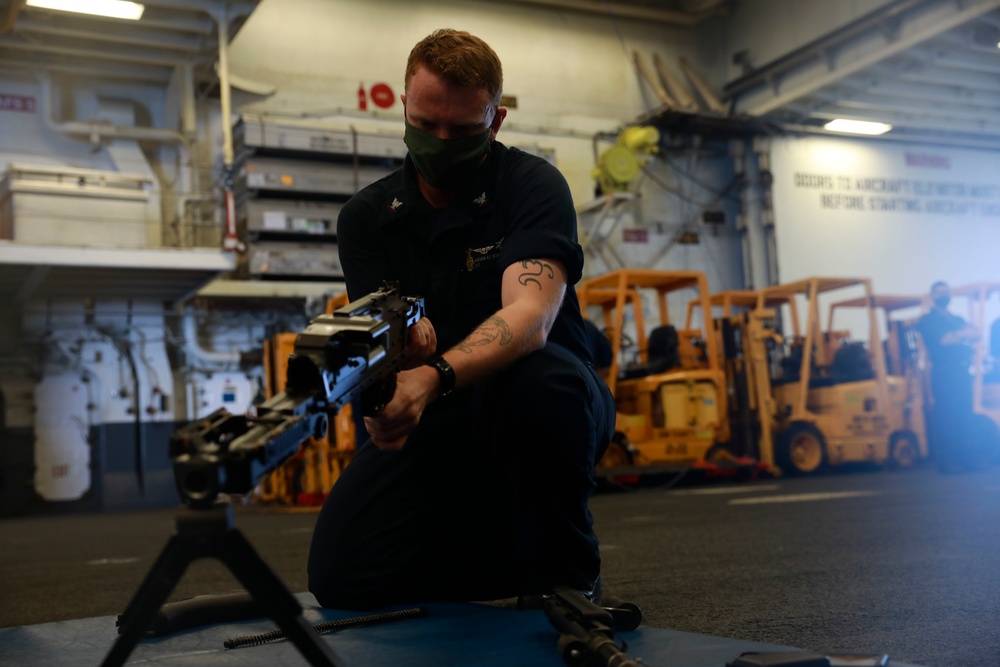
[888,430,920,469]
[777,423,827,475]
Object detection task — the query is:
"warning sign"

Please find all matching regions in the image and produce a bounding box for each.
[369,83,395,109]
[0,94,36,113]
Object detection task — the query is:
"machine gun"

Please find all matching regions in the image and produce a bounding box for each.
[542,587,646,667]
[103,284,424,667]
[171,283,424,508]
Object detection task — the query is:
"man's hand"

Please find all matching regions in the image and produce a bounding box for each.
[365,317,438,449]
[365,257,567,449]
[401,317,437,369]
[364,365,439,450]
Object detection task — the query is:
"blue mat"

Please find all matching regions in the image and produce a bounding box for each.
[0,593,921,667]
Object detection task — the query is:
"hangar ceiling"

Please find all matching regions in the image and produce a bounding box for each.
[0,0,260,88]
[722,0,1000,151]
[0,0,997,149]
[515,0,1000,150]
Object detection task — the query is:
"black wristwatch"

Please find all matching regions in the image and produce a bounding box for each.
[425,355,456,398]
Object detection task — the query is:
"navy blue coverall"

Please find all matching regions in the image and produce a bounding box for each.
[307,142,615,610]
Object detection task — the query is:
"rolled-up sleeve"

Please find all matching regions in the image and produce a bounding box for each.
[497,157,584,285]
[337,196,394,300]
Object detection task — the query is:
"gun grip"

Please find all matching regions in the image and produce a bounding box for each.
[361,374,397,417]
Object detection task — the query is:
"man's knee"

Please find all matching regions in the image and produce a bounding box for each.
[515,344,614,441]
[486,345,613,467]
[503,345,594,414]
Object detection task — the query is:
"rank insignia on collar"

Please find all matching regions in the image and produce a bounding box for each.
[388,197,404,211]
[472,191,488,207]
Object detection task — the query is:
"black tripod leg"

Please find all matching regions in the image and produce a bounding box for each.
[220,529,343,667]
[102,503,342,667]
[101,534,192,667]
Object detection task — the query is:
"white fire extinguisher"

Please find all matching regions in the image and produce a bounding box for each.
[33,373,91,501]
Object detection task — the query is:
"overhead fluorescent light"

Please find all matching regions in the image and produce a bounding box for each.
[25,0,145,20]
[823,119,892,136]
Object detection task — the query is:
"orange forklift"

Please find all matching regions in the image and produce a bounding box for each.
[749,277,920,474]
[685,289,795,324]
[692,289,802,470]
[256,291,359,506]
[827,293,929,468]
[577,269,760,480]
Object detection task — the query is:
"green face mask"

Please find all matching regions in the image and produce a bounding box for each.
[404,121,491,189]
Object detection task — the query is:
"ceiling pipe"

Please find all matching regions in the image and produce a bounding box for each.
[724,0,941,100]
[503,0,729,25]
[2,39,197,67]
[205,4,241,251]
[0,0,23,35]
[36,72,192,150]
[213,7,234,172]
[182,311,242,366]
[0,60,172,83]
[13,21,211,54]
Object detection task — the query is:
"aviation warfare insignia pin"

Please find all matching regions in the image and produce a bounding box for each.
[465,237,504,272]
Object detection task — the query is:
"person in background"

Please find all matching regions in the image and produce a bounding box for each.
[989,314,1000,379]
[307,28,615,610]
[916,280,980,471]
[583,318,613,376]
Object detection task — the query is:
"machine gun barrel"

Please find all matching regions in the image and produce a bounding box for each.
[170,284,423,508]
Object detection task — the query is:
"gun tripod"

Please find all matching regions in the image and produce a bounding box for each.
[101,500,342,667]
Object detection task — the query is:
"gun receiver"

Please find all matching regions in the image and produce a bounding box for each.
[170,284,424,509]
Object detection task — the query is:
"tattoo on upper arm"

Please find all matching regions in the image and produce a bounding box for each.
[457,316,513,353]
[516,259,555,290]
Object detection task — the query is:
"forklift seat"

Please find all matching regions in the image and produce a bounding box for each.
[620,325,680,379]
[831,341,875,383]
[773,338,876,388]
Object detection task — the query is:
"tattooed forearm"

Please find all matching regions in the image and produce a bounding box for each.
[457,315,514,353]
[517,259,555,290]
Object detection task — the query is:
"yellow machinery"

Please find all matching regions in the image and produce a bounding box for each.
[686,290,768,323]
[827,293,929,468]
[829,295,925,378]
[255,291,359,506]
[580,274,938,478]
[578,269,737,475]
[750,277,915,475]
[684,289,801,471]
[685,289,803,326]
[685,289,802,371]
[591,126,661,194]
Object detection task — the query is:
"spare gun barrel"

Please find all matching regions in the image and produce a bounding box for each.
[542,588,646,667]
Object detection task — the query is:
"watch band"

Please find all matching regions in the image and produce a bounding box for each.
[425,355,456,398]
